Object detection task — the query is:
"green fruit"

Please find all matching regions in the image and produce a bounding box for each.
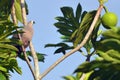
[101,12,118,29]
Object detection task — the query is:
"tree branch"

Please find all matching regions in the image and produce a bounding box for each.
[39,5,104,80]
[29,41,40,79]
[20,0,39,80]
[20,0,27,26]
[11,1,17,25]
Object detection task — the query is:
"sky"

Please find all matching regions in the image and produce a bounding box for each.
[10,0,120,80]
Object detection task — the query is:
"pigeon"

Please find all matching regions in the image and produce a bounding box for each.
[13,21,34,54]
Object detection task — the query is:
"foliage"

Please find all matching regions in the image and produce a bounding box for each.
[45,2,120,80]
[45,3,101,55]
[18,51,46,62]
[73,26,120,80]
[0,0,23,79]
[0,17,22,80]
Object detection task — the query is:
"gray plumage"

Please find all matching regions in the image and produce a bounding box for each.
[13,21,34,54]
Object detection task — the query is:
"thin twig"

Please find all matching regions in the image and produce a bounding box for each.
[79,50,96,80]
[11,1,17,25]
[19,0,37,79]
[86,50,96,61]
[29,41,40,79]
[20,0,27,26]
[39,5,104,80]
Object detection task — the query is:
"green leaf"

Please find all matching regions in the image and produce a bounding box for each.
[88,66,120,80]
[25,51,46,62]
[102,27,120,40]
[80,11,87,22]
[0,0,8,8]
[54,47,66,54]
[76,72,83,80]
[17,52,31,62]
[54,3,84,46]
[74,60,111,73]
[63,75,77,80]
[96,38,120,52]
[107,50,120,61]
[58,29,72,36]
[70,29,78,41]
[60,36,70,40]
[55,16,78,31]
[14,0,23,23]
[0,39,22,46]
[36,53,46,62]
[73,10,97,47]
[60,6,79,28]
[45,43,73,54]
[54,22,75,31]
[79,11,96,29]
[45,43,69,48]
[0,0,12,16]
[0,25,20,40]
[15,0,28,15]
[61,7,74,19]
[25,1,29,15]
[97,50,120,63]
[84,71,94,80]
[75,3,82,23]
[0,66,7,72]
[9,59,22,74]
[0,72,7,80]
[0,52,11,59]
[0,44,18,51]
[55,17,71,25]
[13,66,22,75]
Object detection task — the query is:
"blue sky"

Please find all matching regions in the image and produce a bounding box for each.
[10,0,120,80]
